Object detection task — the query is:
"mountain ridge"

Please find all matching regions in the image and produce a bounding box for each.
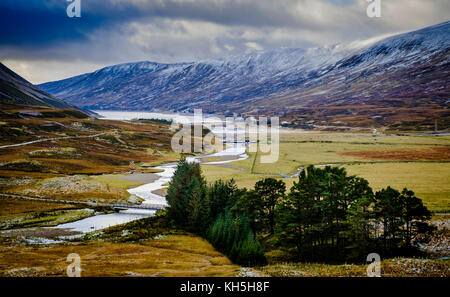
[38,21,450,128]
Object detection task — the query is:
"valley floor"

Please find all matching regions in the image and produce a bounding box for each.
[0,235,243,277]
[0,111,448,277]
[202,131,450,212]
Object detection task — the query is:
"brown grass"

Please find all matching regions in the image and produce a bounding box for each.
[339,146,450,161]
[0,110,177,176]
[0,235,241,277]
[258,258,449,277]
[0,198,77,221]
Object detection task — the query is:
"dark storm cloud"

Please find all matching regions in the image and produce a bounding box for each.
[0,0,448,83]
[0,0,119,46]
[0,0,329,47]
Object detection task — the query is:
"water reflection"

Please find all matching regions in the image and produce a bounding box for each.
[52,210,155,233]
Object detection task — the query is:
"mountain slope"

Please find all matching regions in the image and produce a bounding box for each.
[0,62,89,112]
[39,21,450,127]
[38,46,352,112]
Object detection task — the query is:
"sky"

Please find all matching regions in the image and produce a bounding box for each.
[0,0,449,84]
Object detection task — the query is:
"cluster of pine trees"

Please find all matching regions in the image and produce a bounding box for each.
[166,159,435,266]
[166,158,267,266]
[276,166,434,262]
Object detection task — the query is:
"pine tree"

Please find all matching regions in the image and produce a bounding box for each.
[232,189,264,232]
[342,195,376,261]
[205,179,241,224]
[399,188,434,247]
[166,158,204,226]
[187,178,207,234]
[374,186,403,252]
[254,178,286,235]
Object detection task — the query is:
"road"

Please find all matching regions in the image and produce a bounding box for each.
[0,132,107,149]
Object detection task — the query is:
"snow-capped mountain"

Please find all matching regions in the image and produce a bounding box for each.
[39,21,450,119]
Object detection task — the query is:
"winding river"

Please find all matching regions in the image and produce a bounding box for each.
[44,111,448,234]
[53,111,249,233]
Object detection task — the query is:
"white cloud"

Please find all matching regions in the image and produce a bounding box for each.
[2,59,108,84]
[245,42,263,51]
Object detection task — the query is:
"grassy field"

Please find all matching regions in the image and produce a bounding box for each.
[202,132,450,212]
[0,235,242,277]
[0,209,94,230]
[0,107,181,204]
[91,172,162,190]
[259,258,449,277]
[1,211,447,277]
[0,199,78,222]
[344,163,450,212]
[0,106,178,177]
[0,197,97,230]
[0,215,243,277]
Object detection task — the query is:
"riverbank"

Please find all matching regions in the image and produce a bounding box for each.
[0,214,246,277]
[1,211,446,277]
